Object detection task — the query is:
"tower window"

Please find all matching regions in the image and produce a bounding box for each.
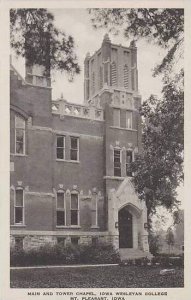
[15,115,25,155]
[70,137,79,161]
[111,62,117,86]
[56,136,65,159]
[92,72,95,94]
[124,65,129,89]
[113,108,120,127]
[56,191,65,226]
[126,150,133,177]
[126,111,132,129]
[14,188,24,224]
[114,149,121,177]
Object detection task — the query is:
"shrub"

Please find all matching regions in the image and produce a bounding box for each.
[10,242,120,267]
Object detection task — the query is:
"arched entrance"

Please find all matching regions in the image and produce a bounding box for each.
[118,206,133,248]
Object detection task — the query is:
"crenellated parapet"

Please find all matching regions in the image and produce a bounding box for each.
[52,99,104,121]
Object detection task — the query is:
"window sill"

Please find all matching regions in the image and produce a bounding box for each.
[10,153,28,157]
[11,224,26,228]
[91,225,100,229]
[56,159,80,164]
[110,126,137,132]
[103,176,125,181]
[56,226,81,229]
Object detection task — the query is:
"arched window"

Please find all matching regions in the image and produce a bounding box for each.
[111,62,117,86]
[99,66,103,89]
[56,190,65,226]
[92,72,95,94]
[15,115,26,155]
[14,187,24,225]
[124,64,129,89]
[70,192,79,226]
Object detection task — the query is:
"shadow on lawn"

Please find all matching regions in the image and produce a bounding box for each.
[10,265,184,288]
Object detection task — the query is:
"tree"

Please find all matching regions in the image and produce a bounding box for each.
[10,9,80,78]
[89,9,184,219]
[166,227,175,253]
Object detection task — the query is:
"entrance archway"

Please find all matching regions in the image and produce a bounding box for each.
[118,206,133,248]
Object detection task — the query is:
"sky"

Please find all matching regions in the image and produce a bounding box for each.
[12,8,165,104]
[11,9,183,215]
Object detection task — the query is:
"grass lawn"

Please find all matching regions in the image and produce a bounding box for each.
[10,265,184,288]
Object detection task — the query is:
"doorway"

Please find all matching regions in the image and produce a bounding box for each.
[118,206,133,248]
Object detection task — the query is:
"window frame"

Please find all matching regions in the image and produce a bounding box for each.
[57,237,66,246]
[14,236,24,250]
[14,187,24,225]
[126,111,133,129]
[15,115,26,156]
[91,195,98,228]
[113,108,120,127]
[70,192,79,226]
[56,190,66,227]
[113,148,122,177]
[56,135,65,160]
[71,237,80,245]
[126,149,134,177]
[70,136,79,161]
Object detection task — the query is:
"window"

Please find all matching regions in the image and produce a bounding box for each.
[70,193,79,226]
[91,195,98,227]
[124,65,129,89]
[56,191,65,226]
[126,150,133,177]
[113,108,120,127]
[14,188,24,224]
[70,137,79,161]
[15,237,24,250]
[71,237,79,245]
[15,115,25,155]
[57,237,66,246]
[99,66,103,89]
[92,72,95,94]
[111,61,117,86]
[92,237,98,245]
[126,111,132,129]
[114,149,121,177]
[56,136,65,159]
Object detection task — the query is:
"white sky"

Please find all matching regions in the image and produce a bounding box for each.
[12,8,165,104]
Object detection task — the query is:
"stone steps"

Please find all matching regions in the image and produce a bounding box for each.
[119,248,152,261]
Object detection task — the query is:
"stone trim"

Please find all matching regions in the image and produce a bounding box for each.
[25,191,54,197]
[10,230,109,236]
[104,176,125,181]
[110,126,137,132]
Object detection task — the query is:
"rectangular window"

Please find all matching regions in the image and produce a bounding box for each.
[91,195,98,227]
[57,237,66,246]
[113,108,120,127]
[14,189,24,224]
[15,237,24,250]
[15,115,25,155]
[126,150,133,177]
[92,237,98,245]
[56,192,65,226]
[56,136,65,159]
[114,149,121,177]
[71,193,79,226]
[71,237,79,245]
[126,111,132,129]
[70,137,79,161]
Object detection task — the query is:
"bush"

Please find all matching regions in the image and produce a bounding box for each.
[10,242,120,267]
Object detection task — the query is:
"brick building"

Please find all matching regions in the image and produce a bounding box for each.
[10,34,150,259]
